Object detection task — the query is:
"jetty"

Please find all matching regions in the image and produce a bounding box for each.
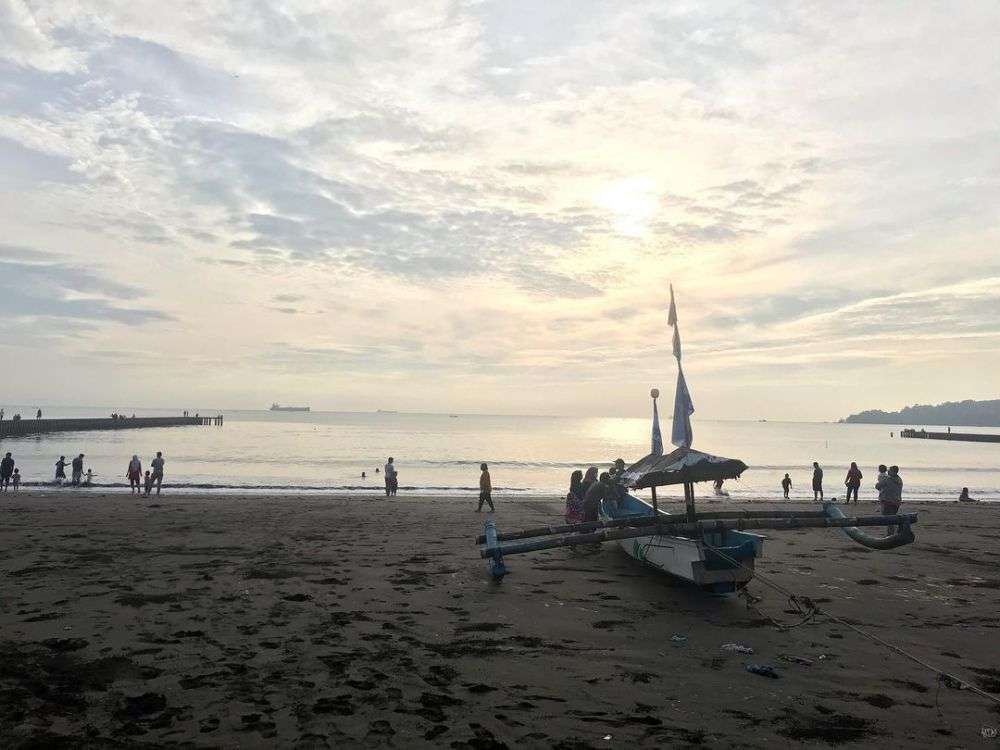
[900,428,1000,443]
[0,415,223,439]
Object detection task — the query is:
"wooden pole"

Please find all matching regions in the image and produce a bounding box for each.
[480,513,918,558]
[475,509,832,545]
[684,481,696,521]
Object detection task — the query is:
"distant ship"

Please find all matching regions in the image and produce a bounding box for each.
[270,403,310,412]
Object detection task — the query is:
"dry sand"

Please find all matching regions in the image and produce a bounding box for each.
[1,491,998,748]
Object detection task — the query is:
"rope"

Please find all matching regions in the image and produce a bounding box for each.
[700,539,1000,707]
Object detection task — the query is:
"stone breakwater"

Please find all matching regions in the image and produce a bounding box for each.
[0,416,222,438]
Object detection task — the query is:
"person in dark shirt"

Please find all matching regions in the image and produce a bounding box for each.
[812,462,824,501]
[1,453,14,491]
[781,473,792,499]
[579,466,599,502]
[71,454,85,486]
[55,455,68,483]
[844,462,863,504]
[582,472,613,522]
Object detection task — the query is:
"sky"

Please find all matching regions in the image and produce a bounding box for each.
[1,0,999,420]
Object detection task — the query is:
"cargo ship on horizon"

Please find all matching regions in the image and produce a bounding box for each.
[270,403,311,412]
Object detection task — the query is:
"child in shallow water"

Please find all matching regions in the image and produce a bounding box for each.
[143,470,153,497]
[12,468,20,491]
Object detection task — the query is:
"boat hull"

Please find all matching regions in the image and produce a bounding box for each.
[601,494,763,593]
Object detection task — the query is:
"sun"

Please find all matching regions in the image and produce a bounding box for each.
[596,177,659,237]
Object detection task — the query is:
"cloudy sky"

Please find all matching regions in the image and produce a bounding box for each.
[2,1,998,419]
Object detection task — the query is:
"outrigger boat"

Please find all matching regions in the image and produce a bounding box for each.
[478,287,917,592]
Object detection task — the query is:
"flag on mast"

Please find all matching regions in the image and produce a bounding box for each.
[651,389,663,455]
[667,285,694,448]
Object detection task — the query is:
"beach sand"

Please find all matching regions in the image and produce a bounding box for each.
[1,491,998,748]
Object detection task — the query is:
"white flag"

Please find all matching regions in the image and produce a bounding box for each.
[667,285,694,448]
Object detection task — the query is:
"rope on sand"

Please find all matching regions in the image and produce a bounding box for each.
[702,540,1000,707]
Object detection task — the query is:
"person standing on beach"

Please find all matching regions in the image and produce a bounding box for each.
[781,473,792,499]
[582,472,613,523]
[148,451,165,496]
[565,470,585,523]
[579,466,599,500]
[11,468,20,491]
[477,462,495,512]
[54,455,68,484]
[1,453,14,491]
[877,465,903,533]
[384,457,397,497]
[126,455,142,495]
[812,462,824,501]
[71,453,85,485]
[844,462,863,504]
[875,464,887,507]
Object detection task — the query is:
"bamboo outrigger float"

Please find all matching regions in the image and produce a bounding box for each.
[477,287,918,592]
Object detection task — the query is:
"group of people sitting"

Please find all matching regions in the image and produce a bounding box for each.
[564,458,629,524]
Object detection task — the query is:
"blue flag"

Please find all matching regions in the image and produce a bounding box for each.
[651,396,663,455]
[671,365,694,448]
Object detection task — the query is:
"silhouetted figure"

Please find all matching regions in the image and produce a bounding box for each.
[959,487,976,502]
[36,409,42,419]
[876,465,903,533]
[71,454,85,485]
[54,455,68,483]
[565,470,585,523]
[11,468,20,491]
[127,455,142,495]
[477,462,494,512]
[844,462,863,504]
[1,452,14,491]
[579,466,599,501]
[812,462,824,501]
[781,473,792,499]
[148,451,165,496]
[384,457,397,497]
[582,472,613,523]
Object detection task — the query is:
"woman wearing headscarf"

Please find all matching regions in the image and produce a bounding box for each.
[565,470,585,524]
[579,466,599,501]
[126,454,142,495]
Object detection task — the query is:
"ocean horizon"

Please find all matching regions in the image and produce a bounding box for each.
[1,407,997,503]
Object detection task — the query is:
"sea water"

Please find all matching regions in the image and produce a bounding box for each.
[1,407,997,502]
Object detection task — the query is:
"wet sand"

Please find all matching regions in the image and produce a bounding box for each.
[1,491,998,748]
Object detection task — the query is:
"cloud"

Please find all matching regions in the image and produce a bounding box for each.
[1,1,998,417]
[0,244,171,327]
[0,0,82,72]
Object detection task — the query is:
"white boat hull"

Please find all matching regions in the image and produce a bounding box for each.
[602,495,763,592]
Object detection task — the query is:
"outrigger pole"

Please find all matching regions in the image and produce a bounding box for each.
[481,513,918,559]
[476,509,834,545]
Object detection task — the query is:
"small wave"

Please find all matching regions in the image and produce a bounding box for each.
[21,481,530,492]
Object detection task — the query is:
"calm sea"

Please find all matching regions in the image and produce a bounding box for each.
[1,407,997,503]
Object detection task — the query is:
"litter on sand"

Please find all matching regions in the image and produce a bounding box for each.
[746,664,780,679]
